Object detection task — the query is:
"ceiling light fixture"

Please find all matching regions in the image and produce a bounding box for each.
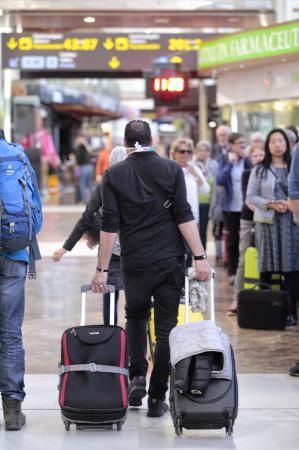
[197,1,213,7]
[259,12,268,27]
[84,16,96,23]
[15,14,23,34]
[214,3,234,9]
[154,18,170,24]
[203,78,216,86]
[16,23,23,33]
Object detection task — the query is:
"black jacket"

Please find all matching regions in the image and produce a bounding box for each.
[101,151,194,269]
[63,185,102,251]
[75,144,91,166]
[241,169,254,221]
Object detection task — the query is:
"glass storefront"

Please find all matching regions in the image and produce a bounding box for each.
[222,98,299,140]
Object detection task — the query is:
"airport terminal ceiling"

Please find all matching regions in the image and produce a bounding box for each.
[0,1,295,139]
[0,1,276,33]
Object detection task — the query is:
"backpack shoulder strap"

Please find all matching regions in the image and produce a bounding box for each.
[28,236,42,279]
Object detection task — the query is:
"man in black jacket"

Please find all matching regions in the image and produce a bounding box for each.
[288,145,299,377]
[91,120,211,417]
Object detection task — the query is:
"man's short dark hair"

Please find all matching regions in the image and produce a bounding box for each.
[124,120,152,147]
[228,132,244,144]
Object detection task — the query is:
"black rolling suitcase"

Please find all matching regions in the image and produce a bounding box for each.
[169,273,238,436]
[58,285,128,431]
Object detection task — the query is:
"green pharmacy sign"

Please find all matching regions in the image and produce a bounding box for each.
[199,21,299,70]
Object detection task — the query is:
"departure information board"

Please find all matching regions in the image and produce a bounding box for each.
[2,33,203,72]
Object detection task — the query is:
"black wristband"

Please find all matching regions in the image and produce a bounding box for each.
[96,267,109,272]
[194,254,207,260]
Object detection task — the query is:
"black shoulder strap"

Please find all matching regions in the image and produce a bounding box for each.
[128,156,173,211]
[269,166,288,197]
[28,236,42,280]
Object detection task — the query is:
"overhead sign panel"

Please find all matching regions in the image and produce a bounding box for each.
[2,33,202,72]
[199,21,299,70]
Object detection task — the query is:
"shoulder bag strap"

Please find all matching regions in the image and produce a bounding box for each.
[128,156,173,211]
[269,167,288,197]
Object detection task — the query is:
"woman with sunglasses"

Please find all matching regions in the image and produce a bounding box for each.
[171,137,210,242]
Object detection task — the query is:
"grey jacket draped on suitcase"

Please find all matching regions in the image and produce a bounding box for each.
[168,273,238,436]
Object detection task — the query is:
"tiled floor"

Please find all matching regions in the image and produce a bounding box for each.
[0,374,298,450]
[1,206,298,449]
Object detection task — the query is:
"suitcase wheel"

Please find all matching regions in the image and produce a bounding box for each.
[64,420,70,431]
[117,421,123,431]
[226,418,233,436]
[175,417,182,436]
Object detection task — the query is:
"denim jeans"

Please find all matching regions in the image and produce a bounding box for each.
[123,256,185,401]
[222,211,241,276]
[78,164,93,203]
[199,203,210,251]
[289,145,299,199]
[0,256,27,401]
[233,219,253,301]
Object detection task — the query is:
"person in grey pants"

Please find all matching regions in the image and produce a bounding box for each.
[228,146,265,315]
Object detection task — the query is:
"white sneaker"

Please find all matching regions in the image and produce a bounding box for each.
[228,275,235,286]
[227,301,237,316]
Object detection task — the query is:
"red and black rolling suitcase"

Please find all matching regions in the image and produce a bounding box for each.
[169,273,238,436]
[58,285,128,431]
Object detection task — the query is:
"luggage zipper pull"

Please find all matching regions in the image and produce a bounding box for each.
[70,328,77,336]
[9,222,15,233]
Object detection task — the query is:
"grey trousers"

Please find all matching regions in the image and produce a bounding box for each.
[233,219,253,302]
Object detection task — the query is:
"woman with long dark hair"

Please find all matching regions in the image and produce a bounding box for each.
[246,128,299,326]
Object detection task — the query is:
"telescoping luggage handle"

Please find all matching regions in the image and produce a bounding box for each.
[184,271,216,324]
[80,284,115,327]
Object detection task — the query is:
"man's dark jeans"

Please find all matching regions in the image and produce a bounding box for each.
[123,256,185,401]
[222,211,241,276]
[0,256,27,401]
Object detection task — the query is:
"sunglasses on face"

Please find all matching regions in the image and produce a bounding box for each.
[177,149,193,154]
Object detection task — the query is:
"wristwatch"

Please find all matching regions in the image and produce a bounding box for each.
[96,267,109,272]
[194,254,207,260]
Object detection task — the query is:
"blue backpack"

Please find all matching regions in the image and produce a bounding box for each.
[0,137,43,278]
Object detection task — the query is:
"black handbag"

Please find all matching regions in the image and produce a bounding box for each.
[237,283,287,330]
